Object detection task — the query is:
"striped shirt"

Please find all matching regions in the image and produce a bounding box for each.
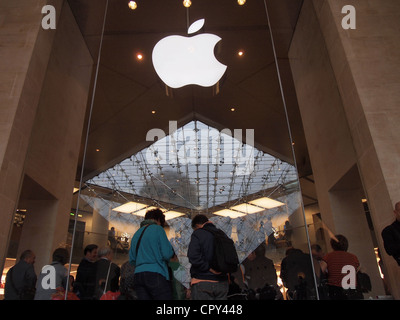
[323,251,360,287]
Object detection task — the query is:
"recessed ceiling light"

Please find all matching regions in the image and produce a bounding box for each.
[214,209,246,219]
[238,51,244,56]
[96,148,100,152]
[136,53,143,60]
[151,110,156,114]
[238,0,246,5]
[231,107,235,112]
[248,197,285,209]
[128,1,137,10]
[230,203,265,214]
[113,201,148,213]
[164,211,185,220]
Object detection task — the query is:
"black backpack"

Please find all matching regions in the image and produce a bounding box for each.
[205,227,239,274]
[356,271,372,293]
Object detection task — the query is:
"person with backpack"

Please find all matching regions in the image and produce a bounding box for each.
[188,214,238,300]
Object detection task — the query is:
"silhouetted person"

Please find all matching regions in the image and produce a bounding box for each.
[382,201,400,266]
[4,250,37,300]
[74,244,98,300]
[241,243,278,299]
[280,247,317,300]
[283,220,293,246]
[94,246,120,299]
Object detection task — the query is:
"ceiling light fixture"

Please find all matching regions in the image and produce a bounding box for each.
[237,0,246,5]
[136,53,143,60]
[128,1,137,10]
[214,209,246,218]
[164,211,185,220]
[230,107,235,111]
[238,51,244,56]
[230,203,265,214]
[248,197,285,209]
[183,0,192,8]
[113,201,148,213]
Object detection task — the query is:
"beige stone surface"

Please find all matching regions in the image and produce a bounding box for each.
[0,0,93,273]
[289,0,394,298]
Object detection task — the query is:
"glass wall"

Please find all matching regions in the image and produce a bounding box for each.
[66,0,321,300]
[1,0,389,303]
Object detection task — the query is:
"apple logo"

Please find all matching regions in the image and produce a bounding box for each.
[152,19,227,89]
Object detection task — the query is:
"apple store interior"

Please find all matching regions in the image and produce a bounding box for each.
[1,0,399,301]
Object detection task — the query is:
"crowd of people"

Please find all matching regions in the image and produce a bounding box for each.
[2,201,400,301]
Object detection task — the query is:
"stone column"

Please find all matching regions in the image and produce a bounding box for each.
[289,0,399,298]
[329,186,385,298]
[17,199,59,275]
[313,0,400,299]
[0,0,62,274]
[0,0,93,279]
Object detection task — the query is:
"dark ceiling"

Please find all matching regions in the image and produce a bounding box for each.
[67,0,317,206]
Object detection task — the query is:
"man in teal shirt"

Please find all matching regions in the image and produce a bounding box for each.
[129,208,175,299]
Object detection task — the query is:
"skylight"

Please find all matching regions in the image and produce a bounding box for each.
[85,120,298,215]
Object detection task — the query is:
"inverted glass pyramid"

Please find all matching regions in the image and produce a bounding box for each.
[85,120,298,214]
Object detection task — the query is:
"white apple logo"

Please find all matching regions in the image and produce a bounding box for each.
[152,19,227,89]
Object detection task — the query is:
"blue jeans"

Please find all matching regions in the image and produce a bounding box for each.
[191,281,229,300]
[133,272,172,300]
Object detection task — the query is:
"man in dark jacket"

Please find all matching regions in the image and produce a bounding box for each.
[4,250,37,300]
[188,214,229,300]
[74,244,98,300]
[94,246,120,299]
[382,201,400,266]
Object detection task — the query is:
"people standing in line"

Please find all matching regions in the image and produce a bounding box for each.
[94,246,120,299]
[187,214,229,300]
[73,244,98,300]
[381,201,400,266]
[4,249,37,300]
[322,234,361,300]
[34,247,69,300]
[129,208,175,300]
